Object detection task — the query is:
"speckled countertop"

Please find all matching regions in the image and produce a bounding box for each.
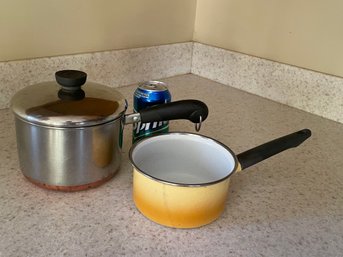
[1,74,342,257]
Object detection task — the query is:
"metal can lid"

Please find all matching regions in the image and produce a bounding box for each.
[10,70,127,128]
[138,81,168,92]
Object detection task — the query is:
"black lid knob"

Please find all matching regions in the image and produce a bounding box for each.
[55,70,87,100]
[55,70,87,88]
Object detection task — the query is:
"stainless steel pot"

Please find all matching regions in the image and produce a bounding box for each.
[10,70,208,191]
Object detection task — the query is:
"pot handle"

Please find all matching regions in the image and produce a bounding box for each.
[236,129,312,170]
[125,100,208,125]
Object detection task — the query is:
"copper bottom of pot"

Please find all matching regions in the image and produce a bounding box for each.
[24,173,116,192]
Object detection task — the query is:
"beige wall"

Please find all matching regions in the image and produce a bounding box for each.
[0,0,196,61]
[3,0,343,77]
[194,0,343,77]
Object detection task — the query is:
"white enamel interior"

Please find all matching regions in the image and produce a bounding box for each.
[131,133,236,185]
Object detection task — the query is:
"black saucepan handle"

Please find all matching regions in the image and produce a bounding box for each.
[139,100,208,123]
[237,129,312,170]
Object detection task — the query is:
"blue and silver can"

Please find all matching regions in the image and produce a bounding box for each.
[133,81,171,143]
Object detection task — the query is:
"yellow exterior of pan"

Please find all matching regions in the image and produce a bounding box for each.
[133,163,242,228]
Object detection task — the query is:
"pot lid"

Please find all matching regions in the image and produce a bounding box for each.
[10,70,127,128]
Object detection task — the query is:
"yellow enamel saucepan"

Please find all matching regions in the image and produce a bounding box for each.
[129,129,311,228]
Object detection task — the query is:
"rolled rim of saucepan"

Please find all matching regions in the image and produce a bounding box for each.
[129,132,239,187]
